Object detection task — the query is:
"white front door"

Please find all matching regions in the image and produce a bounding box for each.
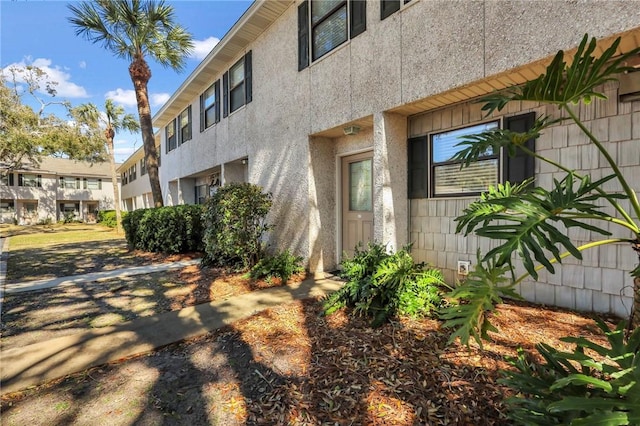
[341,152,374,259]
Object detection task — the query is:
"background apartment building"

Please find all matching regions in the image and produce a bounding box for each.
[1,157,118,224]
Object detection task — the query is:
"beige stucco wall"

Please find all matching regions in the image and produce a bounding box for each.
[147,0,640,305]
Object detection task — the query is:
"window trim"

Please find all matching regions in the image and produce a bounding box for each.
[430,120,500,198]
[200,81,220,131]
[298,0,366,70]
[408,112,537,199]
[380,0,411,20]
[178,106,192,144]
[166,119,177,153]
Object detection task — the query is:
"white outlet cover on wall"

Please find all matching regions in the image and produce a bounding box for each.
[457,260,470,275]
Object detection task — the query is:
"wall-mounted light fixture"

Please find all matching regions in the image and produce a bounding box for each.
[343,125,361,136]
[241,158,248,165]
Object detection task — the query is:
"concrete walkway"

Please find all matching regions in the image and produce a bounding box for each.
[0,235,344,394]
[2,259,201,295]
[1,274,343,395]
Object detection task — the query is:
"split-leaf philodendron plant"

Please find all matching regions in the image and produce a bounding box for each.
[440,34,640,346]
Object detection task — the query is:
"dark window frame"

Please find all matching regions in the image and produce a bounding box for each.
[381,0,411,20]
[178,106,192,144]
[298,0,366,70]
[408,112,536,199]
[200,81,220,131]
[166,119,177,153]
[2,172,14,187]
[18,173,42,188]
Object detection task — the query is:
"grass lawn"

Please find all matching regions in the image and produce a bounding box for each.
[3,223,198,282]
[3,223,122,250]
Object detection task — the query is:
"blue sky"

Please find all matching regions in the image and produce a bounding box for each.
[1,0,252,162]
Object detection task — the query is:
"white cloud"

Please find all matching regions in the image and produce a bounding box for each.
[191,36,220,60]
[114,147,135,156]
[106,89,170,108]
[150,93,170,107]
[105,88,138,108]
[1,58,89,98]
[79,61,87,69]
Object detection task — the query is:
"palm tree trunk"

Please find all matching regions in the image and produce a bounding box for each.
[130,57,163,207]
[105,131,123,234]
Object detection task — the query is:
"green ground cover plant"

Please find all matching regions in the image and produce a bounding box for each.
[323,243,447,327]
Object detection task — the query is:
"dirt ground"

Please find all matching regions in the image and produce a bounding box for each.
[1,295,616,425]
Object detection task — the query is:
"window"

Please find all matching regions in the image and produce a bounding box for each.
[0,200,14,213]
[61,203,79,214]
[195,184,209,205]
[140,158,147,176]
[85,178,102,190]
[380,0,411,20]
[2,172,14,186]
[408,112,536,198]
[178,106,192,144]
[298,0,366,70]
[18,174,42,188]
[223,52,252,117]
[200,81,220,130]
[432,121,500,196]
[129,164,137,182]
[122,171,128,185]
[166,120,177,152]
[59,176,80,189]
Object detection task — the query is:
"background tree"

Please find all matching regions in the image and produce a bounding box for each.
[0,69,106,172]
[74,100,139,233]
[441,35,640,346]
[68,0,194,207]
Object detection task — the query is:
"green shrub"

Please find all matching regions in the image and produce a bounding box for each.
[97,210,127,228]
[202,183,272,269]
[122,208,148,249]
[323,243,447,327]
[500,319,640,425]
[250,250,305,284]
[122,205,204,253]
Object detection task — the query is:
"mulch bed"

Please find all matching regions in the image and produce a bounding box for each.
[1,296,615,425]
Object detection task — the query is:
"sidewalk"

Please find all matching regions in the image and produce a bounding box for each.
[2,258,201,295]
[0,235,344,395]
[1,274,343,395]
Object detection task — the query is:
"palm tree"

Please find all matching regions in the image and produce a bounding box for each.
[74,100,139,233]
[68,0,193,207]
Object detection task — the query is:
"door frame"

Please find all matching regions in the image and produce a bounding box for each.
[336,148,374,266]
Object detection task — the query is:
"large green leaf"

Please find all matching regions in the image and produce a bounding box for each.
[457,173,615,279]
[440,256,518,346]
[570,411,630,426]
[550,374,613,392]
[548,396,634,413]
